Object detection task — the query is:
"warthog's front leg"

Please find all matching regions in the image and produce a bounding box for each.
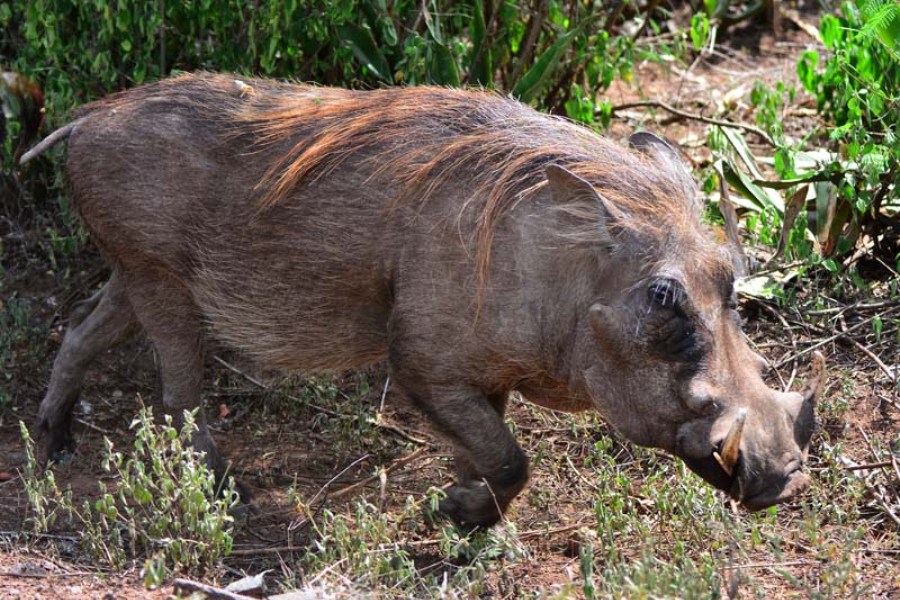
[401,383,528,528]
[36,271,139,461]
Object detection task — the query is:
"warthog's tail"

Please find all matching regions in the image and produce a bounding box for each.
[19,121,80,165]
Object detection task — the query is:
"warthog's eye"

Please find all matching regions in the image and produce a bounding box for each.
[648,278,683,309]
[646,279,703,362]
[725,282,738,311]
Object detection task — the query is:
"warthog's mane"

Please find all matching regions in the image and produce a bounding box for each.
[79,73,708,281]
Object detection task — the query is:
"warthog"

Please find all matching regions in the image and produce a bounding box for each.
[22,73,824,527]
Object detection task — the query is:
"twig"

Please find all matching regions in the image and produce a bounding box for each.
[307,454,372,507]
[228,545,306,556]
[173,578,255,600]
[329,447,428,500]
[379,375,391,413]
[748,299,796,390]
[805,299,900,316]
[720,559,818,570]
[0,567,98,578]
[843,461,895,472]
[773,307,899,368]
[609,100,776,146]
[74,418,111,435]
[372,419,427,445]
[856,424,900,527]
[212,355,268,389]
[402,522,588,547]
[840,335,896,385]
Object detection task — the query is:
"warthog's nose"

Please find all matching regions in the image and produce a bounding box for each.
[740,470,810,511]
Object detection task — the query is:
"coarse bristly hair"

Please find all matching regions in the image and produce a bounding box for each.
[75,73,709,281]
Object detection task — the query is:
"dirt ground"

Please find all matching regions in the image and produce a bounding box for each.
[1,15,898,600]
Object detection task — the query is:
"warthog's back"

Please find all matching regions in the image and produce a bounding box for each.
[60,72,696,374]
[64,77,403,371]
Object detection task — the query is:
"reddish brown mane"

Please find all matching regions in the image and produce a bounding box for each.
[76,73,707,284]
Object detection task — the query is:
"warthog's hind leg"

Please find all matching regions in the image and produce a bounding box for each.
[36,271,139,461]
[123,270,245,500]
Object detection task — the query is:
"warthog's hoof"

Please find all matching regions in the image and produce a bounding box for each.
[439,481,505,529]
[35,419,76,467]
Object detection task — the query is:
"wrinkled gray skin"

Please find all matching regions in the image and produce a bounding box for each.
[24,75,821,527]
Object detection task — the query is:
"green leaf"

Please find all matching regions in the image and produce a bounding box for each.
[428,42,460,86]
[336,24,392,81]
[797,50,818,92]
[468,0,493,86]
[719,159,783,213]
[422,0,442,45]
[820,14,842,48]
[717,127,784,211]
[751,172,833,189]
[513,22,588,103]
[814,180,836,241]
[690,13,710,51]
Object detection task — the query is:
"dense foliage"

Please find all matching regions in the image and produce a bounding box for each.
[0,0,650,123]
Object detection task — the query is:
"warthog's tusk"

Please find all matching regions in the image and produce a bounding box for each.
[713,409,747,476]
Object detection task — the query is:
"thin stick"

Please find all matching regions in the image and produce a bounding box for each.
[212,355,268,389]
[173,578,255,600]
[329,447,428,500]
[0,570,98,578]
[74,418,111,435]
[774,307,899,368]
[841,335,897,384]
[304,454,372,509]
[856,425,900,527]
[842,461,894,471]
[750,300,796,390]
[720,559,817,570]
[609,100,776,146]
[379,375,391,412]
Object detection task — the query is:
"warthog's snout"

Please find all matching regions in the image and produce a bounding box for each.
[679,353,825,510]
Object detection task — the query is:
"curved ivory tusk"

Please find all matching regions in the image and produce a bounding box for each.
[713,409,747,476]
[801,351,826,404]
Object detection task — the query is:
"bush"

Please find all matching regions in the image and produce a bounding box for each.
[21,407,238,584]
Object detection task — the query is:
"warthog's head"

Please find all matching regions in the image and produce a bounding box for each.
[547,133,823,510]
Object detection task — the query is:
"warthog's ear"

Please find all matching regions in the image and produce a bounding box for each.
[628,131,700,214]
[545,164,619,247]
[628,131,683,164]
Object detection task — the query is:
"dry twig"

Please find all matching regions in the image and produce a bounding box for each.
[609,100,776,146]
[173,578,255,600]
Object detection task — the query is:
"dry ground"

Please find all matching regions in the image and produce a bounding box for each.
[1,16,898,599]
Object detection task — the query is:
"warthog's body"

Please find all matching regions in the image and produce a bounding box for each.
[25,74,822,526]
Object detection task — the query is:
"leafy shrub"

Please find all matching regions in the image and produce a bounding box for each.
[0,0,648,124]
[719,0,899,265]
[20,407,238,581]
[793,0,899,257]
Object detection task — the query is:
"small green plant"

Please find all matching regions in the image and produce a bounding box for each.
[20,407,238,579]
[20,421,71,532]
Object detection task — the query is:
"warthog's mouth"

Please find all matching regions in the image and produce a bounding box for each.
[683,453,809,511]
[738,464,809,511]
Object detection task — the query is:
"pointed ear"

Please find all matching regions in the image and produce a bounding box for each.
[629,131,701,214]
[544,164,619,247]
[628,131,683,163]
